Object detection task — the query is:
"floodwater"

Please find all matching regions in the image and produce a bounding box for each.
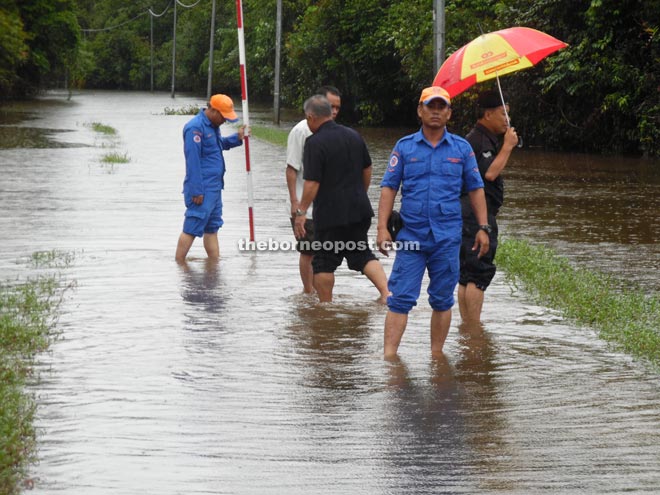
[1,91,659,494]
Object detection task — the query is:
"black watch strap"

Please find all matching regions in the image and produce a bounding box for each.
[478,224,492,234]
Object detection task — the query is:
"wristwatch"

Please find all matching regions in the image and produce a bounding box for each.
[295,208,307,217]
[478,224,492,234]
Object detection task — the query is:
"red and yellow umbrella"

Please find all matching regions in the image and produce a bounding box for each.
[433,27,568,98]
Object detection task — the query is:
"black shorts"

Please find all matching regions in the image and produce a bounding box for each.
[312,218,377,274]
[290,217,316,255]
[459,216,498,291]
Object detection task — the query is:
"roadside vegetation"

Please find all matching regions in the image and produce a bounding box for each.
[2,0,658,157]
[249,126,289,148]
[0,251,72,494]
[498,238,660,368]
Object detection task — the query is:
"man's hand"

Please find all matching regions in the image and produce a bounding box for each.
[472,229,490,258]
[503,126,518,151]
[294,213,306,239]
[238,125,250,140]
[377,227,392,257]
[192,195,204,205]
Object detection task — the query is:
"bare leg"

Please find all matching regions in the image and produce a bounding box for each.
[430,309,452,357]
[203,233,220,259]
[457,282,484,324]
[457,283,467,320]
[314,272,335,302]
[384,310,408,358]
[300,253,314,294]
[362,259,390,303]
[175,232,195,263]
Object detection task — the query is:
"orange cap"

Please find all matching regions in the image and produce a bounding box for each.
[419,86,451,106]
[209,94,238,122]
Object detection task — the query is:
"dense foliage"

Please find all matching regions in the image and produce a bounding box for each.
[1,0,658,156]
[0,0,80,97]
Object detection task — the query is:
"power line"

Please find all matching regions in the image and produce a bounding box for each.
[149,2,173,18]
[176,0,202,8]
[81,2,176,33]
[78,0,207,97]
[81,12,149,33]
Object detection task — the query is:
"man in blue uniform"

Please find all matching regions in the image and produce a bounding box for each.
[175,94,246,263]
[377,86,490,358]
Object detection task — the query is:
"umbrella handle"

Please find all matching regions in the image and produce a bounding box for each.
[495,73,510,127]
[496,72,523,147]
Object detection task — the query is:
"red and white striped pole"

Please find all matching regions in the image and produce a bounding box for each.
[235,0,255,242]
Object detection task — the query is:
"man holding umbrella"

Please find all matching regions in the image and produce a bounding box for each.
[458,90,518,323]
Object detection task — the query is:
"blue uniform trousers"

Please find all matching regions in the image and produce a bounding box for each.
[387,231,460,314]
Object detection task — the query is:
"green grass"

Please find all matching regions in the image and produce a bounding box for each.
[249,125,289,147]
[89,122,117,135]
[30,249,74,269]
[0,252,71,494]
[498,238,660,367]
[0,281,65,493]
[100,151,130,163]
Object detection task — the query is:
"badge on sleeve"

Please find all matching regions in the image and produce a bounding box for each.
[388,153,399,173]
[193,135,201,143]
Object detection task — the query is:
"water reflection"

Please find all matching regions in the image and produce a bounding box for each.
[178,257,227,315]
[383,353,468,492]
[382,322,513,493]
[455,322,515,492]
[285,300,372,391]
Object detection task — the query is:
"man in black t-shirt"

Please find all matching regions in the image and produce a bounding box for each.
[293,95,389,303]
[458,90,519,323]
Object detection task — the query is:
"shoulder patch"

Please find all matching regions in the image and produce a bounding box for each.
[389,154,399,168]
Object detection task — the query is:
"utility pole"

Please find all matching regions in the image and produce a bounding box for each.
[206,0,217,100]
[433,0,445,74]
[150,10,154,92]
[273,0,282,124]
[171,0,177,98]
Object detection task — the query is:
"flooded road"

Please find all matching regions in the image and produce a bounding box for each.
[1,91,659,494]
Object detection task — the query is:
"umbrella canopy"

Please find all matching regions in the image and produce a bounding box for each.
[433,27,567,98]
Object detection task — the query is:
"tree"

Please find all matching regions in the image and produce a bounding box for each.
[0,4,29,96]
[497,0,660,156]
[1,0,81,98]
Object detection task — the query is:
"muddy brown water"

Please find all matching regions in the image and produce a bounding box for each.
[1,91,659,494]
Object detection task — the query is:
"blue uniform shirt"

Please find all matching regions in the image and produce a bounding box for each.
[182,109,242,202]
[381,128,484,243]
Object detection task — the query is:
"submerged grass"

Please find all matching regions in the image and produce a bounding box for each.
[163,104,199,116]
[498,238,660,367]
[88,122,117,135]
[0,253,71,494]
[249,125,289,148]
[100,151,130,163]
